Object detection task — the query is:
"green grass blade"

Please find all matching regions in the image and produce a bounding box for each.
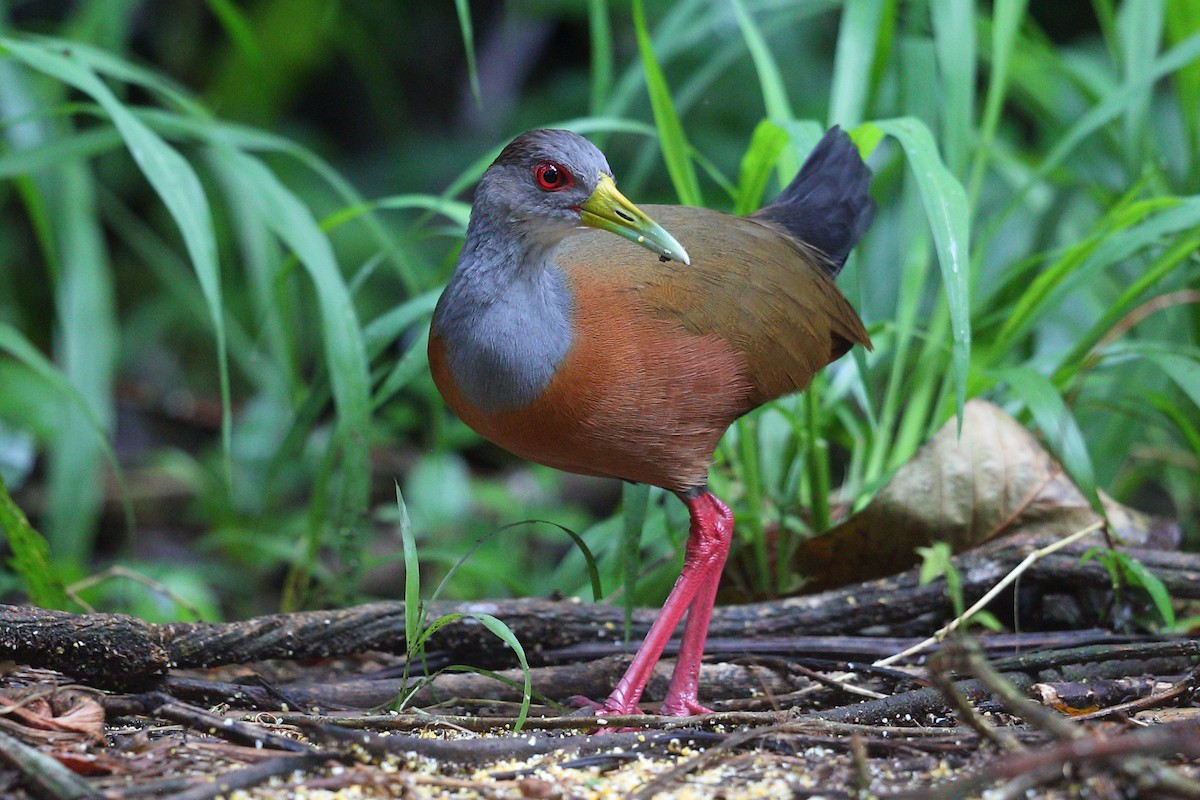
[620,482,650,642]
[588,0,613,115]
[1166,0,1200,181]
[727,0,798,181]
[1001,366,1100,511]
[863,188,933,485]
[204,0,262,63]
[993,197,1197,356]
[363,289,441,355]
[0,126,124,178]
[208,150,296,392]
[969,0,1028,205]
[469,612,532,731]
[0,321,129,534]
[0,474,68,608]
[373,326,431,410]
[132,107,428,295]
[734,119,789,215]
[631,0,702,205]
[1105,342,1200,413]
[1116,0,1164,169]
[872,117,972,422]
[452,0,481,106]
[413,612,532,731]
[429,520,603,606]
[347,194,471,231]
[1033,30,1200,185]
[44,162,116,566]
[216,147,372,529]
[16,34,205,116]
[829,0,885,128]
[1055,231,1200,385]
[1092,0,1120,66]
[4,38,234,486]
[930,0,976,177]
[397,484,422,650]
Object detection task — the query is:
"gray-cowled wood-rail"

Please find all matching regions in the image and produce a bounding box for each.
[429,128,874,716]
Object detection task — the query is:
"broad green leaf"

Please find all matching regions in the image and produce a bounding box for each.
[1119,552,1176,628]
[1083,547,1176,628]
[916,541,953,586]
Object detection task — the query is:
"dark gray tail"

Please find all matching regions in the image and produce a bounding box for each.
[752,126,875,277]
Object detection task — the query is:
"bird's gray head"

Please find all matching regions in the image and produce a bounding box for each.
[474,130,611,244]
[470,129,690,263]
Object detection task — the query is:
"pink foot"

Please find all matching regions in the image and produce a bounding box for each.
[660,691,714,717]
[567,695,644,716]
[661,698,714,716]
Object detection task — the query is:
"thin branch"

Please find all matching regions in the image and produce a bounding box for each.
[876,521,1106,666]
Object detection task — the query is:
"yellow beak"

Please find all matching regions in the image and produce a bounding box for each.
[578,174,690,265]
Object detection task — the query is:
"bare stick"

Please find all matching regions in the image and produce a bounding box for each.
[876,521,1106,667]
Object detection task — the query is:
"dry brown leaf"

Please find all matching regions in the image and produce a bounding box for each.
[0,690,105,744]
[790,399,1180,594]
[49,750,120,776]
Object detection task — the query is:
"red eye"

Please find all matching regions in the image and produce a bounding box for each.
[534,162,573,191]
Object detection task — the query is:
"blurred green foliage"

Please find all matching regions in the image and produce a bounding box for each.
[0,0,1196,621]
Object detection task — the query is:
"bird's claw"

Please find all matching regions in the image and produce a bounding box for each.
[567,694,647,730]
[660,696,713,716]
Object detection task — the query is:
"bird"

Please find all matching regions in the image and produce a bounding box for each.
[428,127,874,716]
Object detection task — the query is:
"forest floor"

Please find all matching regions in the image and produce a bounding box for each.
[3,531,1200,799]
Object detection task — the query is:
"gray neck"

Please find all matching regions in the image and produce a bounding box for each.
[433,217,574,413]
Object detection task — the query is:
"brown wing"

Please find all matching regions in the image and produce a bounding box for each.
[557,205,871,409]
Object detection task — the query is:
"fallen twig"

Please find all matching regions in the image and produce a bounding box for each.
[0,727,101,799]
[877,521,1106,667]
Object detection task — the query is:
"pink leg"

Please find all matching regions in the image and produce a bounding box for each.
[660,494,733,716]
[599,491,733,716]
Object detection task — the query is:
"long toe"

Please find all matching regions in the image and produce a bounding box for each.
[660,692,713,717]
[567,694,645,716]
